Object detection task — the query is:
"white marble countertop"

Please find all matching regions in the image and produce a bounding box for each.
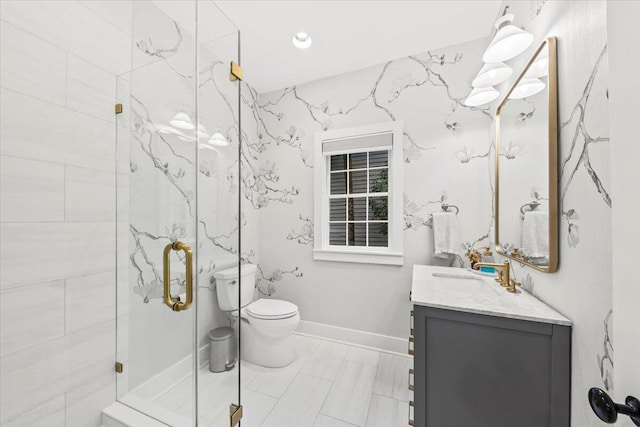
[411,265,571,326]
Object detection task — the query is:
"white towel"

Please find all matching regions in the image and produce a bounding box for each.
[521,211,549,258]
[432,212,461,256]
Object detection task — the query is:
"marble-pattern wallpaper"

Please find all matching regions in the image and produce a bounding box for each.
[256,37,495,338]
[253,1,612,425]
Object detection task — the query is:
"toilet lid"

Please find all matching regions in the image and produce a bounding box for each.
[246,299,298,320]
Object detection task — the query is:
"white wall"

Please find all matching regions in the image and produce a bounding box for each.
[608,0,640,418]
[0,1,132,425]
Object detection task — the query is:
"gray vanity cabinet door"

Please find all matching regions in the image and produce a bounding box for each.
[413,305,570,427]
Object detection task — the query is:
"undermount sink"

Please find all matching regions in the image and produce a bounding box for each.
[411,265,571,326]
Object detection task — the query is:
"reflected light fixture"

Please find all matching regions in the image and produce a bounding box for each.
[196,124,210,140]
[178,135,195,143]
[525,49,549,78]
[472,62,513,88]
[292,32,312,49]
[483,13,534,63]
[508,78,546,99]
[463,86,500,107]
[169,112,195,130]
[155,124,179,135]
[154,124,192,140]
[207,131,228,147]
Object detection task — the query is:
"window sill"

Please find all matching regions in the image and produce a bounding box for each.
[313,248,404,266]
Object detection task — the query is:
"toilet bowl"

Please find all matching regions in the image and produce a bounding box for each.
[237,299,300,367]
[213,264,300,368]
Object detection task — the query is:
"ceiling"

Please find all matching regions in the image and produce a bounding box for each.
[215,1,503,94]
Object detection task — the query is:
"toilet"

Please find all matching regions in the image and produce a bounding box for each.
[213,264,300,368]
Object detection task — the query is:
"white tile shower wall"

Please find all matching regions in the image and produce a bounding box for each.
[0,1,132,425]
[255,37,494,339]
[494,2,612,426]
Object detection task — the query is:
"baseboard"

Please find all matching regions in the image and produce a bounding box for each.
[295,320,410,357]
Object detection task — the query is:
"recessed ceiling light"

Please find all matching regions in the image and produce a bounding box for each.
[292,32,312,49]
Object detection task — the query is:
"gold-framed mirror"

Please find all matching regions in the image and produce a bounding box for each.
[495,37,558,272]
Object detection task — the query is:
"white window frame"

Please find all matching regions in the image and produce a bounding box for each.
[313,121,404,266]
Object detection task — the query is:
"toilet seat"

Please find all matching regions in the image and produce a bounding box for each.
[245,298,298,320]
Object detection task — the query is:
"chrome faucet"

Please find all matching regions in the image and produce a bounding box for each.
[473,261,520,293]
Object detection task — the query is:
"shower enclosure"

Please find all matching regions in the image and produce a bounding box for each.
[115,1,243,425]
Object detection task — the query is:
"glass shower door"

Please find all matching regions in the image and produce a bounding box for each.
[115,1,241,426]
[195,2,243,427]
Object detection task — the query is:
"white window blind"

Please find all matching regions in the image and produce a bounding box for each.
[322,132,393,155]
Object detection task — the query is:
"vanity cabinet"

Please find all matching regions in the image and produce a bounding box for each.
[411,304,571,427]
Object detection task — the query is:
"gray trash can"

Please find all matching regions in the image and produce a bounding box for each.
[208,326,236,373]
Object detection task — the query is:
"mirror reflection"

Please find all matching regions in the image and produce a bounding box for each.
[496,38,557,272]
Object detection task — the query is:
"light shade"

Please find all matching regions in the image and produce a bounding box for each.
[463,87,500,107]
[196,124,209,140]
[154,124,191,141]
[178,135,195,142]
[207,132,228,147]
[525,48,549,78]
[483,14,534,63]
[292,32,312,49]
[169,112,195,130]
[472,62,513,88]
[154,124,179,135]
[508,78,546,99]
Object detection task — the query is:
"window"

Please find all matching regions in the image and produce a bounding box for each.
[313,122,404,265]
[328,151,389,247]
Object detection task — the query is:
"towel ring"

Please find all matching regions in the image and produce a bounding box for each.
[520,200,540,215]
[441,203,460,215]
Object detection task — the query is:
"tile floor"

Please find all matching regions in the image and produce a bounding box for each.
[152,334,412,427]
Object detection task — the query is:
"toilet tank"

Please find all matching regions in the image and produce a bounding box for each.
[213,263,256,311]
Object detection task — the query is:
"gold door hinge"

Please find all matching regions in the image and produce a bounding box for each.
[229,61,243,81]
[230,404,243,427]
[115,362,123,373]
[115,103,123,114]
[408,400,415,426]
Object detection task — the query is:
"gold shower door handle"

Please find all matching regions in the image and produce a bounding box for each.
[163,241,193,312]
